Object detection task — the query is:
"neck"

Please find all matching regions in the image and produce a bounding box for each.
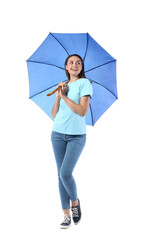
[69,75,80,82]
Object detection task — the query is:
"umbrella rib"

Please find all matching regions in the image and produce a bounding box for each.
[29,79,69,99]
[83,33,88,62]
[88,78,118,99]
[89,103,94,126]
[85,59,116,73]
[27,60,65,70]
[50,33,70,56]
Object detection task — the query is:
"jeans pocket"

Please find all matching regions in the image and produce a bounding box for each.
[51,131,57,141]
[77,135,86,147]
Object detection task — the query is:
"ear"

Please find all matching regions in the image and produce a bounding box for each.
[65,65,68,71]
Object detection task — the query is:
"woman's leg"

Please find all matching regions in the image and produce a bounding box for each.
[51,131,71,211]
[60,134,86,204]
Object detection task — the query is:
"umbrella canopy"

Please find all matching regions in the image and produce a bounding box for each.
[26,32,118,126]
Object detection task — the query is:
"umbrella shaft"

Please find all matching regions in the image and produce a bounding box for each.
[47,80,70,96]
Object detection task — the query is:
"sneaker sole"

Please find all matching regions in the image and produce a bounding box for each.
[60,224,71,229]
[73,214,82,225]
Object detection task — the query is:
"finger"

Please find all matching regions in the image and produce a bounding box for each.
[58,85,62,90]
[58,83,62,87]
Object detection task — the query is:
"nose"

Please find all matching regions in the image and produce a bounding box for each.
[72,63,78,68]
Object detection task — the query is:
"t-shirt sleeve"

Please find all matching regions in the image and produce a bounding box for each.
[80,79,93,99]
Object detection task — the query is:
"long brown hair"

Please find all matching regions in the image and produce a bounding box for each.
[65,54,86,80]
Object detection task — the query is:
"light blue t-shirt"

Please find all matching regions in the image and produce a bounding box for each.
[52,78,93,135]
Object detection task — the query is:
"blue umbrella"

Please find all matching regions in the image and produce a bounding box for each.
[26,32,118,126]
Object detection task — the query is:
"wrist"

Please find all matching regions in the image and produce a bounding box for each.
[61,94,67,100]
[56,95,61,100]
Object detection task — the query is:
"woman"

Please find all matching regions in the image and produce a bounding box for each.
[51,54,93,229]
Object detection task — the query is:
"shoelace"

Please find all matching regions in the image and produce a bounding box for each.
[62,216,71,224]
[71,207,79,217]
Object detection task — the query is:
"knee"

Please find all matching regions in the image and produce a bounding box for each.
[60,168,71,181]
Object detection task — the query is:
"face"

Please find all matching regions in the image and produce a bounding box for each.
[65,56,82,77]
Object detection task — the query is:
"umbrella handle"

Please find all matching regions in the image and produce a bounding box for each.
[46,80,70,96]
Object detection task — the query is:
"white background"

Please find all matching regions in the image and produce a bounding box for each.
[0,0,146,239]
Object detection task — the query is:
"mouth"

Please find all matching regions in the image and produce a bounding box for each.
[71,69,78,71]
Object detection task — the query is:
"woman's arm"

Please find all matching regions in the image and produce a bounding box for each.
[61,95,90,117]
[51,82,68,119]
[51,95,61,119]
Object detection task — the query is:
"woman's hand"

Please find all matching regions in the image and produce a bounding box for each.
[56,82,68,98]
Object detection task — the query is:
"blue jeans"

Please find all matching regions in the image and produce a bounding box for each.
[51,131,86,209]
